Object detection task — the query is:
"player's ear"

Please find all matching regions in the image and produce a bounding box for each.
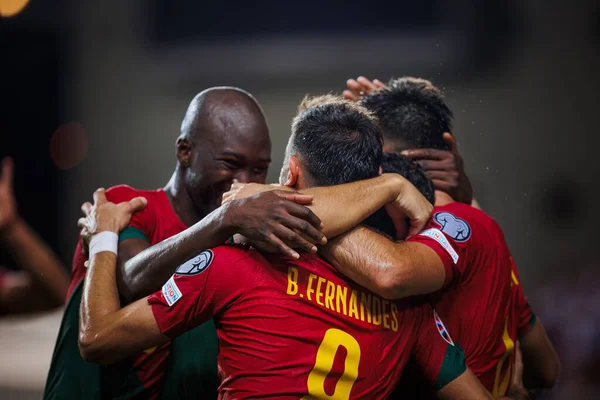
[285,156,300,187]
[378,166,383,176]
[176,137,193,168]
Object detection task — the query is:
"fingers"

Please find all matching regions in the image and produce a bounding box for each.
[407,215,430,238]
[414,159,452,172]
[80,201,92,216]
[344,78,363,102]
[343,90,359,102]
[230,182,245,191]
[263,232,300,259]
[282,201,324,231]
[0,157,14,188]
[511,341,524,390]
[281,193,314,205]
[442,132,458,152]
[401,148,448,161]
[430,179,454,192]
[277,210,326,246]
[372,79,388,89]
[93,188,107,206]
[274,224,319,254]
[222,190,236,205]
[77,217,87,229]
[421,170,457,182]
[275,191,314,205]
[127,196,147,213]
[346,79,362,93]
[356,76,378,92]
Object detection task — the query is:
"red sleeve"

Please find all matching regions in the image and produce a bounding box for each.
[147,245,254,339]
[411,304,466,389]
[105,186,154,239]
[407,223,460,286]
[66,239,87,299]
[66,185,154,299]
[510,258,536,338]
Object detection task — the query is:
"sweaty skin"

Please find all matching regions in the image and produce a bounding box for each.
[117,87,274,302]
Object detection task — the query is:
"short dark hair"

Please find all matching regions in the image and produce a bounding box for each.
[287,95,383,187]
[360,77,453,151]
[364,152,435,238]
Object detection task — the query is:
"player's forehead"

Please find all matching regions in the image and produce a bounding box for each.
[205,110,269,141]
[217,147,271,164]
[199,118,271,161]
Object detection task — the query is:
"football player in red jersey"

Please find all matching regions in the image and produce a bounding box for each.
[322,76,560,397]
[45,87,331,400]
[77,96,505,399]
[344,76,475,207]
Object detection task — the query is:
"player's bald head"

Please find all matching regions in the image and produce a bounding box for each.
[180,87,269,144]
[174,87,272,218]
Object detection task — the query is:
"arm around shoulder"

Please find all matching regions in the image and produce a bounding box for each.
[320,226,446,299]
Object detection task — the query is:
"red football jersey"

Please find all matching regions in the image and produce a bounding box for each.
[67,185,187,400]
[148,244,466,399]
[404,202,535,396]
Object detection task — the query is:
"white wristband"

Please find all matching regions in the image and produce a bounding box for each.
[89,231,118,258]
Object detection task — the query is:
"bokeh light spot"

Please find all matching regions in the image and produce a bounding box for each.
[0,0,30,17]
[49,122,88,170]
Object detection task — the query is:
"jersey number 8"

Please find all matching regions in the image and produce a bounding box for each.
[302,328,361,400]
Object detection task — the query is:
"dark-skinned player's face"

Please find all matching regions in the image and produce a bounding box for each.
[184,111,271,215]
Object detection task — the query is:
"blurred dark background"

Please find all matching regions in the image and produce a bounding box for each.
[0,0,598,398]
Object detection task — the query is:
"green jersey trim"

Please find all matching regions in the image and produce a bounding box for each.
[435,344,467,389]
[529,310,537,329]
[119,227,148,242]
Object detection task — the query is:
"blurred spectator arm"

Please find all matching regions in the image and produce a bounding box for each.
[0,158,68,313]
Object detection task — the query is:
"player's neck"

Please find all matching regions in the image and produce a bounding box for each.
[163,172,205,227]
[434,190,455,207]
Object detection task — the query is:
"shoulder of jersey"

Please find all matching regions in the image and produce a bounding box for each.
[216,243,258,260]
[105,184,158,202]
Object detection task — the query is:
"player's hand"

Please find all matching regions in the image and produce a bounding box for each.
[0,157,18,233]
[78,188,147,236]
[507,342,530,400]
[222,182,296,205]
[386,174,434,238]
[224,190,326,259]
[401,133,474,205]
[343,76,388,102]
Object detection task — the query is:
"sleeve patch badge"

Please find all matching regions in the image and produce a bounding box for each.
[433,309,455,346]
[162,276,182,307]
[175,250,214,276]
[418,228,459,263]
[434,212,472,242]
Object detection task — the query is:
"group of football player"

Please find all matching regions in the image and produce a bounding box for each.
[37,76,561,399]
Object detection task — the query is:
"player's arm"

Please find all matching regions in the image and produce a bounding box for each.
[225,173,433,239]
[320,226,448,299]
[412,306,494,399]
[79,251,167,365]
[437,369,495,399]
[110,191,324,303]
[510,264,560,390]
[519,319,560,390]
[413,307,518,400]
[0,158,68,312]
[77,190,167,364]
[438,370,526,399]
